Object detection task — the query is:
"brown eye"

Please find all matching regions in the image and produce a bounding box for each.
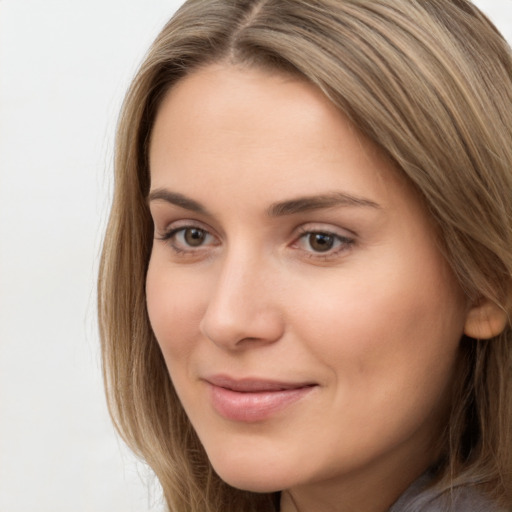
[307,232,335,252]
[160,225,217,254]
[184,228,208,247]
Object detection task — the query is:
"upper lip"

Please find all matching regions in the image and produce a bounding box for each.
[204,375,317,392]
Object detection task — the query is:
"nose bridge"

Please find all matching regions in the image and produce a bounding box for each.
[200,243,283,348]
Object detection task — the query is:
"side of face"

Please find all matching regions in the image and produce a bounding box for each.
[145,63,472,504]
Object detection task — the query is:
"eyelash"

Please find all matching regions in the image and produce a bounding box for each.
[157,225,218,254]
[294,227,354,259]
[157,224,354,260]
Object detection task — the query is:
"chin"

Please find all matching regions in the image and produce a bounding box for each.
[207,451,292,493]
[215,468,285,493]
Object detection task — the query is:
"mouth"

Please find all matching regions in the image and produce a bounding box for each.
[203,375,317,422]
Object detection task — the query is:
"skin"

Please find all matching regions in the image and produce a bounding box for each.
[146,64,471,512]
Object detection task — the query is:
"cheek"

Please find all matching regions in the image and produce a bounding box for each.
[285,265,466,463]
[146,259,206,362]
[289,252,466,394]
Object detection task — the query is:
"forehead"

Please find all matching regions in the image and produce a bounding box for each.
[148,63,420,221]
[150,63,350,157]
[154,65,384,167]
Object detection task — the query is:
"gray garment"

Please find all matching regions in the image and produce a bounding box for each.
[389,472,507,512]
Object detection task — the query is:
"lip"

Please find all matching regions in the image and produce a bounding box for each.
[204,375,317,422]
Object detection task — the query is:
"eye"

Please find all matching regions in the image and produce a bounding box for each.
[295,229,354,256]
[158,225,218,253]
[304,232,337,252]
[180,227,209,247]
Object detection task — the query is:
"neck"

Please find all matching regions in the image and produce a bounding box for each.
[279,437,438,512]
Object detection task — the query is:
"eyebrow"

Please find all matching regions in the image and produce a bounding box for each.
[267,192,381,216]
[148,189,209,215]
[148,188,381,216]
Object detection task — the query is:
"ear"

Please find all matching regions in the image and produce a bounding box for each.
[464,298,508,340]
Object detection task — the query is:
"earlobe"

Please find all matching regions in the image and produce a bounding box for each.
[464,298,509,340]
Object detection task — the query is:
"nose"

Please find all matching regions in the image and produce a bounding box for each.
[199,251,285,350]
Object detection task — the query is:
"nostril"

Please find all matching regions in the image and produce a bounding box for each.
[198,261,285,348]
[200,305,284,350]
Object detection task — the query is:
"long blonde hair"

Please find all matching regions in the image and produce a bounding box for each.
[98,1,512,510]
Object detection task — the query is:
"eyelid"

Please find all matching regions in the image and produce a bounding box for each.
[295,222,357,238]
[292,223,356,259]
[154,218,355,261]
[155,220,220,255]
[156,218,215,238]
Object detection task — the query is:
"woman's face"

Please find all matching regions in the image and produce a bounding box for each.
[146,64,469,508]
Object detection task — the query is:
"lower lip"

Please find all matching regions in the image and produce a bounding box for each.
[208,384,315,422]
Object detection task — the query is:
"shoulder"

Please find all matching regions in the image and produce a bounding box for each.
[389,473,508,512]
[418,487,506,512]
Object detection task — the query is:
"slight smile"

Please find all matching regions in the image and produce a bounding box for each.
[204,375,318,423]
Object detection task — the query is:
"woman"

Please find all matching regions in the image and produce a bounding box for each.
[98,1,512,511]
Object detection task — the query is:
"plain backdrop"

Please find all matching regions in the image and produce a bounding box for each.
[0,1,511,511]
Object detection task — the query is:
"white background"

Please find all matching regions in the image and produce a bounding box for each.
[0,1,510,511]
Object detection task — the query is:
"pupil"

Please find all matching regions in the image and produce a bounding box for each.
[310,233,334,252]
[185,228,205,246]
